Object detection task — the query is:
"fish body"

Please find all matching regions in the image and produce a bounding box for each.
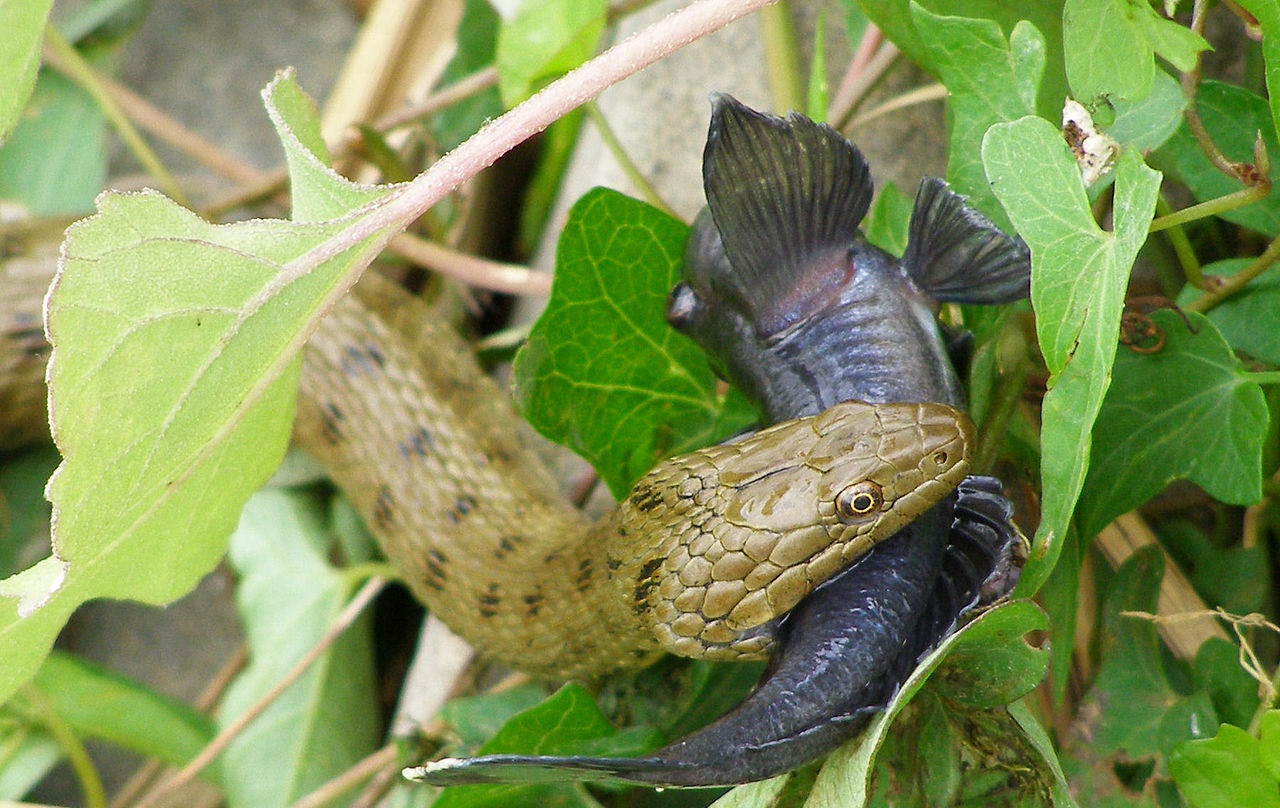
[408,96,1030,788]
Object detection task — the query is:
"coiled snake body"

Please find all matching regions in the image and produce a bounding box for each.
[1,240,971,680]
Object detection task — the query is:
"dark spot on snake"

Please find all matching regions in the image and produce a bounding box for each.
[524,590,543,617]
[633,558,663,613]
[494,534,522,560]
[373,486,395,530]
[631,486,663,513]
[606,557,621,571]
[397,426,435,460]
[444,494,477,524]
[341,341,386,377]
[318,401,346,445]
[479,582,501,618]
[575,558,595,590]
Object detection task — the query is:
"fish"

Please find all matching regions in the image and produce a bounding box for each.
[407,95,1030,788]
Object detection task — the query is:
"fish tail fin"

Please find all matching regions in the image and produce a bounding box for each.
[702,94,874,336]
[901,178,1031,304]
[405,753,693,787]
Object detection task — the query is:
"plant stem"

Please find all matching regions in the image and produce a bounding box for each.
[20,683,107,808]
[584,102,679,219]
[1249,371,1280,386]
[1184,234,1280,312]
[41,26,189,207]
[1152,195,1205,287]
[269,0,782,313]
[133,577,388,808]
[288,742,399,808]
[1148,184,1271,234]
[759,1,804,113]
[973,327,1031,476]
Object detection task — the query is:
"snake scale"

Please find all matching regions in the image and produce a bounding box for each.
[0,225,972,680]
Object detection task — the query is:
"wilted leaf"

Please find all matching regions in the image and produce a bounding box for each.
[983,118,1161,595]
[513,187,757,498]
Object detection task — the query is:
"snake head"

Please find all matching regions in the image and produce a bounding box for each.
[616,399,972,660]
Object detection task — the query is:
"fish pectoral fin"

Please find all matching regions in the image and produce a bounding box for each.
[901,177,1031,305]
[702,94,874,337]
[404,753,695,787]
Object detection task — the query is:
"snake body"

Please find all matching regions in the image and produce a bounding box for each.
[2,227,972,681]
[411,95,1030,787]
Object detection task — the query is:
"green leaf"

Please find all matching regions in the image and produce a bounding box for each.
[1171,723,1280,808]
[1193,639,1263,731]
[708,776,789,808]
[1067,547,1220,800]
[217,488,378,808]
[859,0,1069,120]
[1234,0,1280,142]
[0,447,59,578]
[807,600,1050,806]
[0,68,105,215]
[1108,69,1187,153]
[0,71,400,706]
[1178,258,1280,366]
[432,0,504,151]
[1260,710,1280,781]
[513,187,757,498]
[33,650,216,772]
[0,724,59,799]
[1076,311,1266,539]
[0,0,53,144]
[863,182,913,257]
[433,683,661,808]
[1063,0,1153,104]
[1134,4,1209,73]
[1151,81,1280,237]
[1064,0,1206,107]
[983,118,1161,595]
[438,683,551,752]
[908,5,1044,229]
[495,0,606,106]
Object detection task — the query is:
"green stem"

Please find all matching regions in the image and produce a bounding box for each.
[1148,184,1271,235]
[1249,371,1280,386]
[21,683,107,808]
[41,26,189,207]
[340,561,400,594]
[1152,195,1205,288]
[973,325,1030,476]
[759,1,804,114]
[583,102,679,219]
[1185,235,1280,313]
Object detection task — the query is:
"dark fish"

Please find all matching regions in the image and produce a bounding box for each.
[408,96,1030,788]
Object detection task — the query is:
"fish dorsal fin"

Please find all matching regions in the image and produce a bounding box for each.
[703,94,873,336]
[901,178,1031,304]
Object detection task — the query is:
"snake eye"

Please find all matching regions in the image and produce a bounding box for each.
[835,481,883,521]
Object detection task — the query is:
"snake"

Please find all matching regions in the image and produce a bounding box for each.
[0,221,973,681]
